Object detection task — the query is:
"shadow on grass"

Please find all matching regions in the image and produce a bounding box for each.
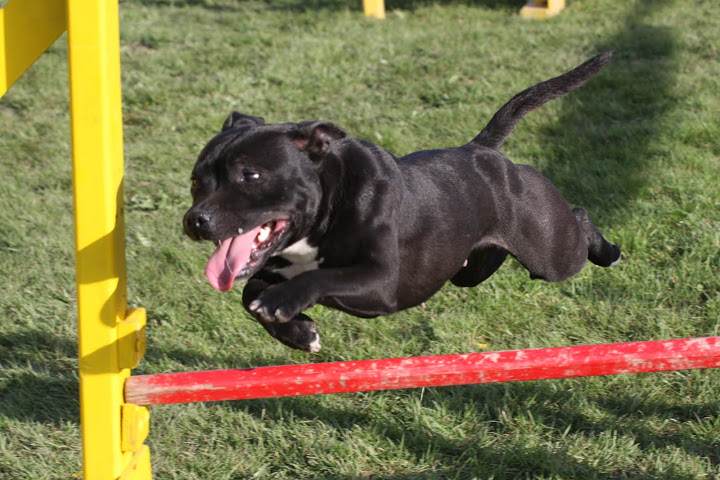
[0,328,79,424]
[535,0,677,224]
[141,339,302,372]
[232,377,717,479]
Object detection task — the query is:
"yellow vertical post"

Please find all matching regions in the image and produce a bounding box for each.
[520,0,565,19]
[363,0,385,19]
[67,0,150,478]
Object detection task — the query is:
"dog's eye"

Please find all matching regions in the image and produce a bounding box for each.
[241,170,261,182]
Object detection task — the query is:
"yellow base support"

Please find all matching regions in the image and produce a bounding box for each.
[118,446,152,480]
[118,309,148,370]
[520,0,565,19]
[122,404,150,453]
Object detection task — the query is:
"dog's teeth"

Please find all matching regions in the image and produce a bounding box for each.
[238,228,244,235]
[257,225,271,243]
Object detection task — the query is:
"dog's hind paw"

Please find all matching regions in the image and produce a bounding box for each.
[308,336,322,353]
[608,244,622,267]
[258,313,322,353]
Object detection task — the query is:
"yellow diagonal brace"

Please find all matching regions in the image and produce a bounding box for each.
[0,0,66,96]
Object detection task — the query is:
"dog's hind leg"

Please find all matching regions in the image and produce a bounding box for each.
[573,207,622,267]
[242,278,322,352]
[450,246,508,287]
[258,313,321,353]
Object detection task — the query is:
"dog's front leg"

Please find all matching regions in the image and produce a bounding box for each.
[242,278,321,352]
[248,265,398,323]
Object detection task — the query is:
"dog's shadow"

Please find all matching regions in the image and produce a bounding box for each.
[228,375,718,479]
[530,0,676,224]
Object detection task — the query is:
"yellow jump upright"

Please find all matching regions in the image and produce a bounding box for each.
[363,0,385,19]
[520,0,566,19]
[68,0,150,478]
[1,0,150,478]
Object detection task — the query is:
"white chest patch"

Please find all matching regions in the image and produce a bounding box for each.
[274,238,321,279]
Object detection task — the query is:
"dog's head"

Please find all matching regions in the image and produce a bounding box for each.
[183,111,346,291]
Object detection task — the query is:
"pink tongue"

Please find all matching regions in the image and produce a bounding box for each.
[205,225,263,291]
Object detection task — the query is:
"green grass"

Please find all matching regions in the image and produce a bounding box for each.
[1,0,719,478]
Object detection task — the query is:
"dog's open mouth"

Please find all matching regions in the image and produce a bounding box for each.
[205,219,289,291]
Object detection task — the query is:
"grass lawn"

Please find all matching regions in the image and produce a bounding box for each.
[1,0,719,478]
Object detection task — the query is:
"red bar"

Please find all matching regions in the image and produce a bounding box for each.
[125,337,720,406]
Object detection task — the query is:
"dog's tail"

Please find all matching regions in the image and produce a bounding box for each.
[471,51,612,150]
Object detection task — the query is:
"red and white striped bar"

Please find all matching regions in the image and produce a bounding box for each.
[125,336,720,406]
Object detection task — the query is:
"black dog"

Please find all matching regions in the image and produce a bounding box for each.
[184,52,621,352]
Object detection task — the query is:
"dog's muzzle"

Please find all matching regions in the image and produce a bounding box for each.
[183,208,214,241]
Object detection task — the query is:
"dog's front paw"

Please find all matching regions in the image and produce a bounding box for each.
[248,285,309,323]
[248,297,297,323]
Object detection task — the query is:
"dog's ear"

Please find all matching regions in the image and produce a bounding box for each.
[291,121,347,159]
[221,112,265,131]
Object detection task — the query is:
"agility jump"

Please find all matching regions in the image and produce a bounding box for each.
[126,338,720,406]
[1,0,718,479]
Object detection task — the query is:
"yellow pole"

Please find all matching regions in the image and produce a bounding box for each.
[363,0,385,19]
[67,0,149,478]
[520,0,565,19]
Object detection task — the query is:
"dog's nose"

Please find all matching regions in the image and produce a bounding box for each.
[183,209,213,240]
